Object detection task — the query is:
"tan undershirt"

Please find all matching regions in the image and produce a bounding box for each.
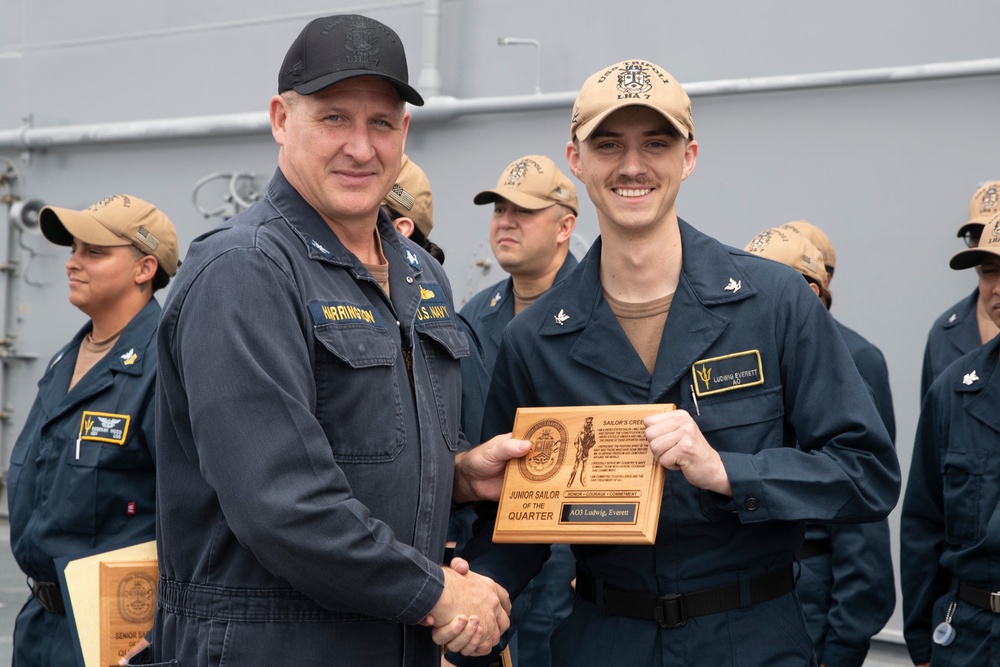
[604,291,674,375]
[364,230,390,297]
[976,297,1000,344]
[512,286,543,316]
[69,329,123,391]
[366,262,390,297]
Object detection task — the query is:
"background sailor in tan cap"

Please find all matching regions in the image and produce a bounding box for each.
[460,154,579,371]
[381,153,491,445]
[746,227,830,297]
[456,155,579,666]
[382,154,447,266]
[902,211,1000,667]
[919,180,1000,400]
[7,194,178,667]
[779,220,836,295]
[745,227,896,667]
[453,58,898,666]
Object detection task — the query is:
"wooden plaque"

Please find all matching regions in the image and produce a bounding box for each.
[99,560,158,667]
[493,404,673,545]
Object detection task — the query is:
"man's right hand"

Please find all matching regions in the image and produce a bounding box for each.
[453,434,531,504]
[421,561,511,656]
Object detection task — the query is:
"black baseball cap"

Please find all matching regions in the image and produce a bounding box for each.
[278,14,424,106]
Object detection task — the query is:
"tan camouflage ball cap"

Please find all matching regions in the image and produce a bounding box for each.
[950,211,1000,270]
[570,59,694,142]
[957,179,1000,240]
[40,194,179,276]
[779,220,837,271]
[744,227,829,286]
[383,154,434,237]
[473,155,578,215]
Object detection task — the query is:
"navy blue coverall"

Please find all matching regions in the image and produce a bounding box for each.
[7,299,161,667]
[460,253,578,372]
[795,320,897,667]
[464,221,900,667]
[902,335,1000,666]
[921,289,985,401]
[148,171,467,667]
[459,252,579,667]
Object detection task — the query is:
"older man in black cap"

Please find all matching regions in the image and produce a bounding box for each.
[145,15,522,667]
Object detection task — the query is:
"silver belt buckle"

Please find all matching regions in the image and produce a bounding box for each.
[991,591,1000,614]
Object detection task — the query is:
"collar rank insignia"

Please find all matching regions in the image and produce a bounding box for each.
[308,238,330,257]
[120,348,138,366]
[948,313,957,324]
[554,309,570,325]
[490,291,503,308]
[962,370,979,386]
[405,248,420,268]
[724,278,741,293]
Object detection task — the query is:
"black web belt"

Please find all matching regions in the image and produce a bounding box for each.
[576,566,793,629]
[958,580,1000,614]
[28,578,65,614]
[795,538,832,560]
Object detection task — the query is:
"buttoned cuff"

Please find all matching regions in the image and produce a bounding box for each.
[718,452,769,523]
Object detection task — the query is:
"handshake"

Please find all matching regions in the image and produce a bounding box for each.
[422,556,511,657]
[417,433,531,657]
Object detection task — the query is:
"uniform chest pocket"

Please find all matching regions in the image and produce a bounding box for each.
[313,324,406,463]
[415,321,469,451]
[940,449,987,545]
[5,432,33,511]
[692,386,785,454]
[685,387,784,521]
[57,433,144,535]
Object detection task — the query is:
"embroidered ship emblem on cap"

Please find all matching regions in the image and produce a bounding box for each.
[344,18,378,63]
[617,62,653,96]
[979,186,999,213]
[745,229,774,253]
[505,160,529,186]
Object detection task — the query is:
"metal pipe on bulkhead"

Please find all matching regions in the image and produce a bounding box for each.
[0,58,998,151]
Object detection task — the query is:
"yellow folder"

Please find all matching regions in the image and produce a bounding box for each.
[55,539,157,667]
